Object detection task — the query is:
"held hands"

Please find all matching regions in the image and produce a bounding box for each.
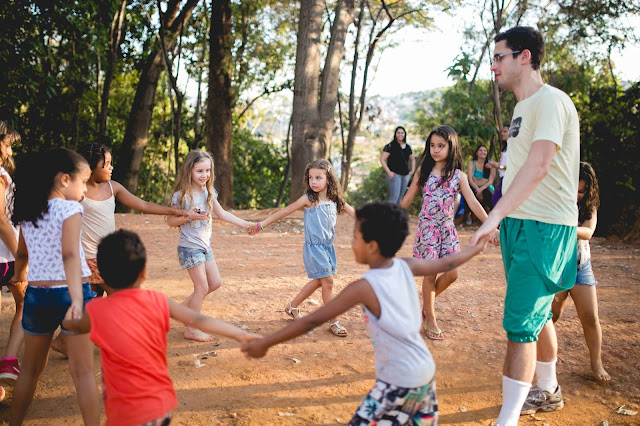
[246,222,263,236]
[184,207,208,222]
[65,301,84,320]
[241,337,270,359]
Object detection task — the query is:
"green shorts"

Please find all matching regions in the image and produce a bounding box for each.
[500,217,577,343]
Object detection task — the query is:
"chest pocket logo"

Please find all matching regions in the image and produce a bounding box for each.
[509,117,522,138]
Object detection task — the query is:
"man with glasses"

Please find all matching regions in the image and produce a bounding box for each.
[471,26,580,425]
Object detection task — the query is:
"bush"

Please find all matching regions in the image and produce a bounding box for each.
[347,166,423,216]
[233,129,289,209]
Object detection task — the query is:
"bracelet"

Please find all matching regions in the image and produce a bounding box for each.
[257,222,263,231]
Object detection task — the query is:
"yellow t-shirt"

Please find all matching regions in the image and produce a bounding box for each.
[502,84,579,226]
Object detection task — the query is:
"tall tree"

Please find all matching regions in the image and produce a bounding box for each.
[97,0,128,139]
[290,0,355,199]
[206,0,234,206]
[115,0,199,210]
[341,0,433,189]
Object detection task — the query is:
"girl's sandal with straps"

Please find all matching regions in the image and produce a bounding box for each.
[285,302,303,320]
[329,321,348,337]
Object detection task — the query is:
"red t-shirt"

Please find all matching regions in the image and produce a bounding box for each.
[87,288,178,426]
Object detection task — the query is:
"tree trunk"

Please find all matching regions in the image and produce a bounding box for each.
[98,0,127,139]
[290,0,354,200]
[206,0,234,208]
[115,0,198,211]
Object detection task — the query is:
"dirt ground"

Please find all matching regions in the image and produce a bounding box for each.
[0,210,639,425]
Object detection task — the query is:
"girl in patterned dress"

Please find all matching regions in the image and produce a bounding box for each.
[401,125,497,340]
[249,159,355,337]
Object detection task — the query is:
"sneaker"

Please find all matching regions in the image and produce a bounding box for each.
[465,217,472,225]
[0,358,20,382]
[520,385,564,415]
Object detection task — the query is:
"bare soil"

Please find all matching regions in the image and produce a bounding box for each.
[1,211,639,425]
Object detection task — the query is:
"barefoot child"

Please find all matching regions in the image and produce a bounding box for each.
[167,150,253,342]
[10,149,99,425]
[0,122,27,388]
[243,202,489,423]
[552,162,609,381]
[401,125,498,340]
[249,159,355,337]
[63,229,259,425]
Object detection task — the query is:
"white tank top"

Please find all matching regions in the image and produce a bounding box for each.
[0,166,18,263]
[361,259,435,388]
[81,181,116,259]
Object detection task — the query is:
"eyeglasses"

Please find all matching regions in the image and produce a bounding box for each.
[491,50,521,65]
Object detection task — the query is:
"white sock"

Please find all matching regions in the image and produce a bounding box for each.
[535,359,558,393]
[495,375,531,426]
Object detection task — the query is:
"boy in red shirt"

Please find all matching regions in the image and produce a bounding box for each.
[63,229,258,425]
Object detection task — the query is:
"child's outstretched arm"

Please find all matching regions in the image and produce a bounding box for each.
[211,198,253,229]
[459,172,500,245]
[344,202,356,219]
[400,166,421,209]
[242,279,378,358]
[113,181,205,221]
[403,234,490,277]
[62,308,92,335]
[250,194,311,234]
[168,298,259,344]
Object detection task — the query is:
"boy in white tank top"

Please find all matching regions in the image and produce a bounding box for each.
[242,202,490,424]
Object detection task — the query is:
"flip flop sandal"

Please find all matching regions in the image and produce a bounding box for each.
[424,327,444,341]
[285,302,303,320]
[329,321,348,337]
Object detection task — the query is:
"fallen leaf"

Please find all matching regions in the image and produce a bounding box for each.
[615,405,638,416]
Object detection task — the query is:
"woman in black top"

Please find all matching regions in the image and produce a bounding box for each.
[380,126,415,204]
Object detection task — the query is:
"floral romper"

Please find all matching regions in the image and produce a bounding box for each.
[413,169,461,260]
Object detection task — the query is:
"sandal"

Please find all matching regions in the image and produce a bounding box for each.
[424,327,444,341]
[329,321,348,337]
[285,302,303,320]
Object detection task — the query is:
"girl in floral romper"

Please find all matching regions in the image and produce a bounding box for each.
[401,125,498,340]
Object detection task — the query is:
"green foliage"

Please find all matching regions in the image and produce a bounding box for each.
[346,164,424,216]
[579,82,640,235]
[411,80,503,161]
[232,129,288,209]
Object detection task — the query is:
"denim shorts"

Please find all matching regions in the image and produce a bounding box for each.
[177,246,213,269]
[22,282,95,335]
[576,259,597,286]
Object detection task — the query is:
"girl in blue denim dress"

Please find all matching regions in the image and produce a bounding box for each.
[551,162,610,381]
[167,150,253,342]
[250,159,355,336]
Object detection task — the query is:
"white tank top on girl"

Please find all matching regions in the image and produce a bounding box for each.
[20,198,91,281]
[80,181,116,259]
[0,166,18,263]
[361,258,435,388]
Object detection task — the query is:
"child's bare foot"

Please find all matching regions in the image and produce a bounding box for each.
[51,333,68,357]
[593,362,611,381]
[184,327,217,342]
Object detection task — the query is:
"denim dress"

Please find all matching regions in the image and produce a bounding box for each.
[303,199,337,279]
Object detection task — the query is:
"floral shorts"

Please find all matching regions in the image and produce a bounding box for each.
[86,258,104,286]
[349,378,438,425]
